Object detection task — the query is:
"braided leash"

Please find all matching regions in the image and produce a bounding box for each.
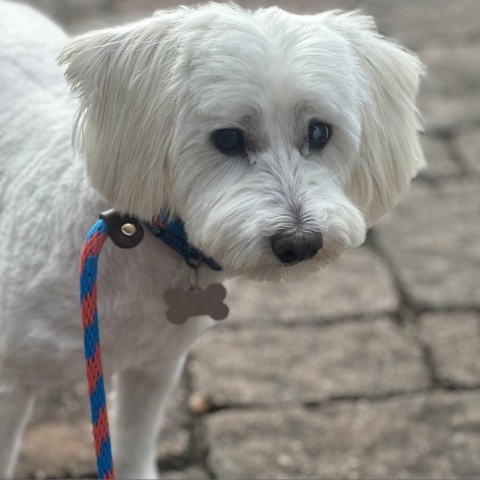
[79,218,114,480]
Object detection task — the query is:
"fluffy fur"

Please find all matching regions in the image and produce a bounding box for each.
[0,1,424,478]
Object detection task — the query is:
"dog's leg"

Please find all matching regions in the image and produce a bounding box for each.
[112,358,186,480]
[0,382,35,479]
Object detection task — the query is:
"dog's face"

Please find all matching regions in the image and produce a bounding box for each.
[61,5,424,281]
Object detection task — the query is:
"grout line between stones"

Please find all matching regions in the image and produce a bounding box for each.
[182,356,217,480]
[218,311,397,331]
[363,230,441,389]
[444,133,475,176]
[426,129,470,176]
[363,231,416,324]
[197,383,480,418]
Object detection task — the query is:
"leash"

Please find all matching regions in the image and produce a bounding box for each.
[79,218,115,480]
[79,210,225,479]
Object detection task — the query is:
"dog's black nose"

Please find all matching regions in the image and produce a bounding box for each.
[271,231,323,265]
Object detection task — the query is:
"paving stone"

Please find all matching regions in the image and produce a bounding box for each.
[374,180,480,309]
[419,136,462,178]
[420,312,480,388]
[28,381,89,426]
[19,0,480,50]
[419,94,480,134]
[58,0,359,33]
[361,0,480,50]
[190,318,429,406]
[17,380,189,478]
[162,466,210,480]
[455,128,480,175]
[205,391,480,479]
[18,0,112,30]
[27,0,480,45]
[16,382,95,478]
[113,0,359,19]
[417,44,480,131]
[15,420,95,479]
[420,45,480,98]
[225,246,397,325]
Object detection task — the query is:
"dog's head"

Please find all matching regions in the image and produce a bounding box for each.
[60,4,424,281]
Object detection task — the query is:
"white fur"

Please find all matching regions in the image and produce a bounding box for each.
[0,1,424,478]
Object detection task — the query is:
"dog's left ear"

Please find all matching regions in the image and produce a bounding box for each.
[324,12,425,226]
[58,11,186,219]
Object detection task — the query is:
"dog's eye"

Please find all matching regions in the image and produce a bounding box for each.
[308,122,331,149]
[212,128,245,155]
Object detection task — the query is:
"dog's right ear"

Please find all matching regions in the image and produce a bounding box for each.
[59,11,185,219]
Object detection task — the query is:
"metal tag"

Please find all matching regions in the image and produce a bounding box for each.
[164,283,229,325]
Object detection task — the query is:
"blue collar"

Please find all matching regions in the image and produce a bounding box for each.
[146,214,222,271]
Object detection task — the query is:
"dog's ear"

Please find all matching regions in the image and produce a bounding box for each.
[59,12,185,219]
[323,12,425,226]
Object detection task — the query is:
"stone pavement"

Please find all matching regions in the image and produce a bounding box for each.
[12,0,480,478]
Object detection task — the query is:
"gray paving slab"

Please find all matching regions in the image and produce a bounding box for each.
[420,94,480,134]
[162,466,210,480]
[15,420,94,479]
[419,135,463,178]
[420,45,480,99]
[420,312,480,388]
[16,0,111,30]
[16,382,96,478]
[361,0,480,49]
[205,392,480,479]
[189,318,429,406]
[417,44,480,131]
[374,180,480,309]
[28,381,89,426]
[112,0,360,19]
[16,381,190,479]
[225,246,398,325]
[455,128,480,175]
[31,0,361,33]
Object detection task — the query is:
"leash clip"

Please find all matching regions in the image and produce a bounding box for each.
[100,209,144,249]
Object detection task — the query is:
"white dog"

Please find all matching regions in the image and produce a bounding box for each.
[0,1,424,478]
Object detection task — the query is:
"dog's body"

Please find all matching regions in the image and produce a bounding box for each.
[0,1,424,477]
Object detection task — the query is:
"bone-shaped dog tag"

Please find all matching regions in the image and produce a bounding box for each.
[164,283,229,325]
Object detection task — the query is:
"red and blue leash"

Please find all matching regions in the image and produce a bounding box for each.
[79,218,114,480]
